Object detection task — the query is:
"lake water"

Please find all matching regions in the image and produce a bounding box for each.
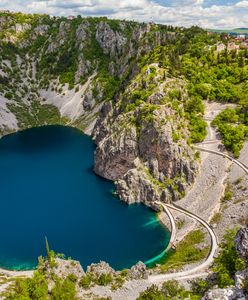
[0,125,169,270]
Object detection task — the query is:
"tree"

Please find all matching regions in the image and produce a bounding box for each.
[51,277,77,300]
[213,229,246,288]
[137,285,165,300]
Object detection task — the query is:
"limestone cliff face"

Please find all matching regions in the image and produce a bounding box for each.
[93,65,197,207]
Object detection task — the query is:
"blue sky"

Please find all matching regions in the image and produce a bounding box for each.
[0,0,247,28]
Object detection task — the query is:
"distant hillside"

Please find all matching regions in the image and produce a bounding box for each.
[210,28,248,35]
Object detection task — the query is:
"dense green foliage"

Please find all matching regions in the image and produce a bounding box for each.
[4,272,77,300]
[213,229,246,288]
[137,281,201,300]
[50,277,77,300]
[191,228,247,297]
[212,107,248,157]
[142,26,248,144]
[5,271,48,300]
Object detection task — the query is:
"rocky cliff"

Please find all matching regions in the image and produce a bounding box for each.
[0,12,201,206]
[202,226,248,300]
[93,65,197,206]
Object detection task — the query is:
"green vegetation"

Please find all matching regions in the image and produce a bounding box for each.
[50,276,77,300]
[78,270,127,291]
[7,102,68,129]
[210,212,222,224]
[213,229,246,288]
[137,284,164,300]
[212,107,248,157]
[221,184,234,202]
[4,271,48,300]
[137,228,248,300]
[190,228,247,297]
[160,229,209,272]
[0,12,247,151]
[137,281,201,300]
[4,272,77,300]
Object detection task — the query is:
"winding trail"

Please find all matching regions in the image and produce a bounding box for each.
[194,146,248,175]
[148,144,247,283]
[144,204,177,265]
[148,201,218,283]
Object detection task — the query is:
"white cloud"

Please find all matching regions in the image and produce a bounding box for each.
[0,0,247,29]
[235,1,248,7]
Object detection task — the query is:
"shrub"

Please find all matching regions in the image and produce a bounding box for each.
[4,91,13,99]
[96,273,113,286]
[79,275,91,289]
[161,280,184,298]
[4,271,48,300]
[51,276,77,300]
[137,284,164,300]
[243,277,248,295]
[213,229,246,288]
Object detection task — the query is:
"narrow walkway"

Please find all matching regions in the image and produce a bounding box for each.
[160,203,177,252]
[148,202,218,283]
[144,204,176,265]
[194,146,248,175]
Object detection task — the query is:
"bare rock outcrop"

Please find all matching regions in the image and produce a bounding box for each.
[235,225,248,265]
[52,258,85,280]
[129,261,148,280]
[86,261,115,276]
[94,101,197,206]
[94,123,139,180]
[96,21,127,57]
[202,287,241,300]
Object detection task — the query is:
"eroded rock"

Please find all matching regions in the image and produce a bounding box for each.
[129,261,148,280]
[235,225,248,265]
[86,261,115,276]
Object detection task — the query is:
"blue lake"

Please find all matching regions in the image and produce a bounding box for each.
[0,125,169,270]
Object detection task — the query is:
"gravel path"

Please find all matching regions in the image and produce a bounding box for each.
[172,102,234,242]
[149,202,218,283]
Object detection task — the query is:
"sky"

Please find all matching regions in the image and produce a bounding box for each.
[0,0,247,29]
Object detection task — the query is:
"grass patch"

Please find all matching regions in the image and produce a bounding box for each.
[210,212,222,224]
[160,229,209,272]
[176,219,185,229]
[221,184,233,203]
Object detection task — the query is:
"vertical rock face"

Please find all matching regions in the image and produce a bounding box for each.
[96,21,127,57]
[235,225,248,265]
[129,261,148,279]
[94,124,139,180]
[86,261,115,276]
[93,67,197,207]
[201,288,241,300]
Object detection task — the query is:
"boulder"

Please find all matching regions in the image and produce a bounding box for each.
[86,261,115,276]
[235,225,248,265]
[129,261,148,280]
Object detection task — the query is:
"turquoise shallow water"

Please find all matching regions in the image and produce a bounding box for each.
[0,125,169,270]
